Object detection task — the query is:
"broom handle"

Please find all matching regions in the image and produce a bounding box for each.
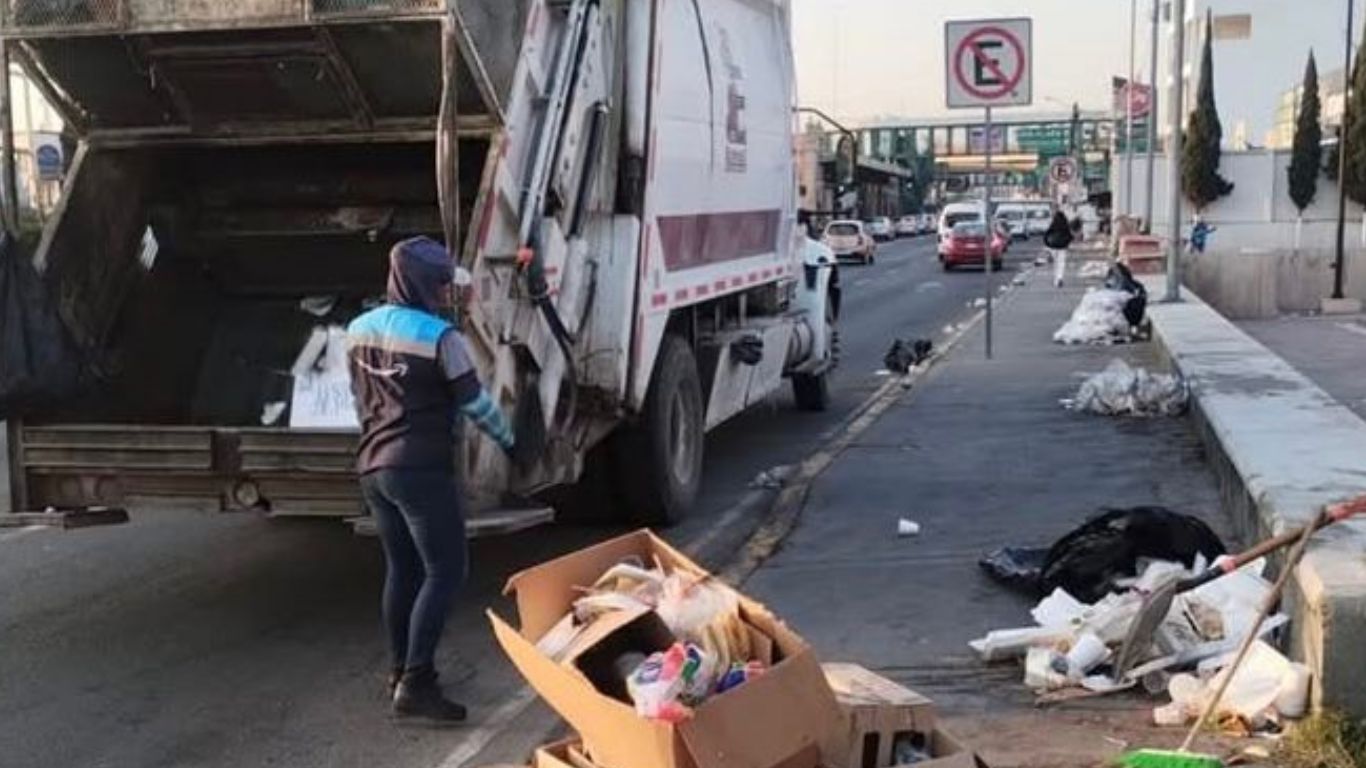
[1177,495,1366,593]
[1177,508,1321,753]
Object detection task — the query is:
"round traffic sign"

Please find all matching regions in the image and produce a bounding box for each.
[1049,157,1078,185]
[954,26,1027,101]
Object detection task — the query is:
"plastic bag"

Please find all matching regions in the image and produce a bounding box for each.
[626,643,714,722]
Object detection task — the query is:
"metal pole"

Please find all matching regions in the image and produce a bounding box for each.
[437,14,461,260]
[1125,0,1137,217]
[984,105,994,360]
[1165,0,1187,301]
[1143,0,1160,231]
[1334,0,1354,300]
[0,41,18,235]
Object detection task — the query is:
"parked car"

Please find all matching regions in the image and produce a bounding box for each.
[865,216,894,242]
[823,220,876,265]
[920,213,937,234]
[939,221,1005,271]
[895,215,921,238]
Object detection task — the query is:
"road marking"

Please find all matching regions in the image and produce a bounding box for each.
[1335,322,1366,340]
[435,687,539,768]
[0,526,43,544]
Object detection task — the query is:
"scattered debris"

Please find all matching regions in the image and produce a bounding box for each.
[748,467,789,490]
[1156,642,1310,730]
[972,297,988,309]
[1012,274,1028,286]
[299,295,339,318]
[897,519,921,537]
[884,339,934,374]
[942,324,957,336]
[1078,261,1111,280]
[1064,359,1189,417]
[1034,255,1049,266]
[260,401,287,426]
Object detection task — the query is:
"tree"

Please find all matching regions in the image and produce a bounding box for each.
[1287,51,1323,215]
[1182,11,1235,210]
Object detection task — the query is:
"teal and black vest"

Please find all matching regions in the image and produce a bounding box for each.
[346,305,455,474]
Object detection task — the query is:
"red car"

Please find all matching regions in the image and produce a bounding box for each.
[939,221,1005,271]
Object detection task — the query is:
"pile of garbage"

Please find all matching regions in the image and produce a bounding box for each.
[1063,359,1189,417]
[974,511,1309,735]
[884,338,934,375]
[493,531,990,768]
[1053,264,1149,345]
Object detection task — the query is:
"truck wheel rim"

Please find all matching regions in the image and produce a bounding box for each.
[668,390,698,487]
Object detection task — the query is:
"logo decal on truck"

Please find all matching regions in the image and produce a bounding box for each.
[718,28,747,173]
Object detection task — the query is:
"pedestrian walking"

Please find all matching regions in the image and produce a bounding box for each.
[1044,210,1075,287]
[347,237,516,723]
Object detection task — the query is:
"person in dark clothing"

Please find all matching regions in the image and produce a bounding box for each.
[347,237,515,723]
[1043,211,1075,288]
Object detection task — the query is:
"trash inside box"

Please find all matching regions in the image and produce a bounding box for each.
[490,530,842,768]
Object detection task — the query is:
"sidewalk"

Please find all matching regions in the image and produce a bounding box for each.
[1238,313,1366,419]
[741,261,1238,768]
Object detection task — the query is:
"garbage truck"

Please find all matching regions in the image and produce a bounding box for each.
[0,0,836,531]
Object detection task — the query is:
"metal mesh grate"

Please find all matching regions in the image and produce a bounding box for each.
[4,0,123,31]
[311,0,443,19]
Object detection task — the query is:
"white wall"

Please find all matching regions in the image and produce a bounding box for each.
[1117,149,1366,251]
[1117,149,1366,317]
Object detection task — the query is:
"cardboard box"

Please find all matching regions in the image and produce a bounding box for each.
[490,530,842,768]
[822,664,936,768]
[535,739,608,768]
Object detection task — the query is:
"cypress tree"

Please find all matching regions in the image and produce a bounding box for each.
[1182,10,1235,210]
[1287,51,1323,213]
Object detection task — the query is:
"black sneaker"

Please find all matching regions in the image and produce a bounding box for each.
[392,669,467,723]
[387,667,403,697]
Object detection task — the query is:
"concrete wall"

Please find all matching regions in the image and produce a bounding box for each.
[1118,150,1366,317]
[1146,280,1366,717]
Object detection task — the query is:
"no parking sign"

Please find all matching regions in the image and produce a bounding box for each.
[945,18,1033,109]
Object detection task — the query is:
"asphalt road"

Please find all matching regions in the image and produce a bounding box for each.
[0,235,1027,768]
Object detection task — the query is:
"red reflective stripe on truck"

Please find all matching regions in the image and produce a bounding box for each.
[656,209,782,271]
[714,280,728,293]
[651,292,668,308]
[674,289,689,302]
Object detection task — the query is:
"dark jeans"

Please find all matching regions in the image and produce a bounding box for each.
[360,469,468,675]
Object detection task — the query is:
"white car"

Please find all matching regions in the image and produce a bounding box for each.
[864,216,894,242]
[995,206,1028,240]
[895,215,921,238]
[823,220,876,265]
[1026,206,1052,236]
[920,213,936,234]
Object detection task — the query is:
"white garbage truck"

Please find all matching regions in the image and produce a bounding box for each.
[0,0,837,531]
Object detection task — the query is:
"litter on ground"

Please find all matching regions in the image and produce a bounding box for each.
[1053,288,1137,345]
[883,339,933,374]
[1063,359,1189,417]
[1078,261,1111,280]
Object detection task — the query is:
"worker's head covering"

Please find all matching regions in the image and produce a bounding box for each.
[387,236,453,312]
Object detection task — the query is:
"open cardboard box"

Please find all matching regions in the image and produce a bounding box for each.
[905,728,989,768]
[490,530,842,768]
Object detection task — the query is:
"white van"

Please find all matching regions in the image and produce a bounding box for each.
[938,202,986,244]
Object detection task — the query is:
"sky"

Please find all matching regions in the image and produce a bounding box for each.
[792,0,1134,125]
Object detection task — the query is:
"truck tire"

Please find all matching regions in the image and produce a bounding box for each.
[617,335,704,526]
[792,372,829,411]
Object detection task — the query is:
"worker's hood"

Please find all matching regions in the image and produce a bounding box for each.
[386,237,453,313]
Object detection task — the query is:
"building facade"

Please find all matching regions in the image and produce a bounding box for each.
[1157,0,1353,149]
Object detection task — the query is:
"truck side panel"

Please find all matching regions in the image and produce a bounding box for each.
[631,0,796,409]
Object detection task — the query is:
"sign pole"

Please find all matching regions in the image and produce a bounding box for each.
[1165,0,1186,301]
[984,105,994,360]
[1124,0,1137,218]
[1143,0,1159,231]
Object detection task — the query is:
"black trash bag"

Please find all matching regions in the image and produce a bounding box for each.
[1039,506,1226,603]
[0,238,87,419]
[884,338,934,374]
[1105,262,1148,329]
[979,546,1050,594]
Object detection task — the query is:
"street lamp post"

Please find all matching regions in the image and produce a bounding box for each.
[1334,0,1355,301]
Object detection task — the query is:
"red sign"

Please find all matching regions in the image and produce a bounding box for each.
[954,26,1027,101]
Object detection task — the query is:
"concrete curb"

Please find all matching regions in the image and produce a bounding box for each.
[1143,278,1366,717]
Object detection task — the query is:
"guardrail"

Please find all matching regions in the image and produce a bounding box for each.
[0,0,446,35]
